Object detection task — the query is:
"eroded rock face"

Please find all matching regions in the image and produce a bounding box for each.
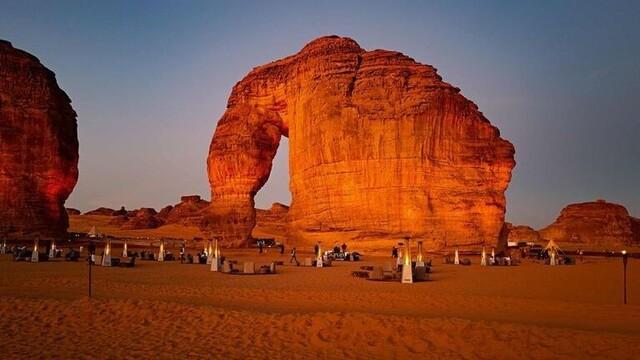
[503,223,541,244]
[121,208,162,230]
[632,217,640,245]
[84,207,117,216]
[206,36,515,248]
[66,208,81,216]
[162,195,209,226]
[0,40,79,239]
[539,200,635,247]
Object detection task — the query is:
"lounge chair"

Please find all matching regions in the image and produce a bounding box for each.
[119,256,136,268]
[414,266,428,281]
[369,266,384,280]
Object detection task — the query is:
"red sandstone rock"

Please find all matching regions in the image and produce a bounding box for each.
[631,217,640,245]
[84,207,117,216]
[121,208,162,230]
[0,40,79,239]
[66,208,81,216]
[162,195,209,227]
[504,223,541,244]
[157,205,174,221]
[107,215,129,227]
[205,36,515,248]
[539,200,635,247]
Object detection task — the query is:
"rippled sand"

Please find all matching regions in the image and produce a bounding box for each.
[0,251,639,359]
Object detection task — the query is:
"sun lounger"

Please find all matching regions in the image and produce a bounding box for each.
[414,266,428,281]
[382,263,394,274]
[460,258,471,266]
[119,257,135,268]
[303,258,313,267]
[222,261,233,273]
[352,271,369,278]
[369,266,384,280]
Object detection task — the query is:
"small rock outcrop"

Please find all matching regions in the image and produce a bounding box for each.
[0,40,79,239]
[162,195,209,226]
[539,200,636,247]
[66,208,81,216]
[121,208,162,230]
[205,36,515,247]
[84,207,117,216]
[504,223,541,244]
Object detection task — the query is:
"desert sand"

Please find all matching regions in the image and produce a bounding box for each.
[1,250,639,360]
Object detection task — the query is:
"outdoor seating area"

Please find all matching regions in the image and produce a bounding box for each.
[355,262,431,282]
[221,260,277,275]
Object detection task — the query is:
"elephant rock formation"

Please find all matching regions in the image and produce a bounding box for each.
[205,36,515,248]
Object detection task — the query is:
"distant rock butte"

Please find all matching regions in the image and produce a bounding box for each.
[121,208,162,230]
[504,223,541,244]
[539,200,637,247]
[66,208,81,216]
[162,195,209,226]
[204,36,515,248]
[0,40,79,239]
[84,207,118,216]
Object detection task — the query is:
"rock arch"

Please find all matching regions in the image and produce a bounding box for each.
[205,36,515,248]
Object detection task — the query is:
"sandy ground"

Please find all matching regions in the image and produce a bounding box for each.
[1,251,639,359]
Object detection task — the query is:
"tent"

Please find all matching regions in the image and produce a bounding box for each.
[543,239,564,265]
[543,239,561,252]
[88,226,98,238]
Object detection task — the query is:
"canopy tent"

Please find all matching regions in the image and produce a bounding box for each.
[544,239,563,253]
[88,226,98,238]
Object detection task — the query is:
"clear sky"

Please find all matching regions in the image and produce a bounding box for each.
[1,0,638,228]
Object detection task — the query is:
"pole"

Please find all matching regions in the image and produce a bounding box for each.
[88,253,92,299]
[622,250,628,305]
[88,239,93,299]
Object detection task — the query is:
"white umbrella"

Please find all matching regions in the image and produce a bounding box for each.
[454,249,460,265]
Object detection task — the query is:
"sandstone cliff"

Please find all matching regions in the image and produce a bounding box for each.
[0,40,79,239]
[539,200,636,248]
[205,36,515,248]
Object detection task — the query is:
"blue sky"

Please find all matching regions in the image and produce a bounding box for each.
[1,0,638,228]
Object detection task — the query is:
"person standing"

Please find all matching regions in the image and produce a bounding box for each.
[314,243,319,257]
[290,247,299,265]
[280,243,285,256]
[258,240,264,254]
[391,246,398,259]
